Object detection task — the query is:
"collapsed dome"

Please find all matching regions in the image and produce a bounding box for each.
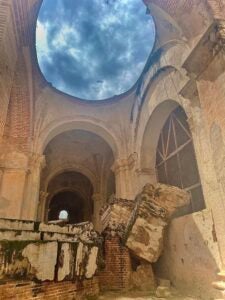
[36,0,155,100]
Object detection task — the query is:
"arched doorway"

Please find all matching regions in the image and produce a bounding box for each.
[39,129,115,225]
[45,171,93,223]
[155,106,205,216]
[48,190,88,224]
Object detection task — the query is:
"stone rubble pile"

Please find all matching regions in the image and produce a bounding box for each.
[0,219,101,282]
[100,183,190,296]
[101,183,190,263]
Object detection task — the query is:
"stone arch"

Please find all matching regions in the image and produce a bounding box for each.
[135,66,188,167]
[42,171,94,223]
[42,164,97,193]
[47,189,91,224]
[140,99,179,172]
[37,117,119,158]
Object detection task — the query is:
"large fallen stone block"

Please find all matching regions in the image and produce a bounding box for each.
[101,183,190,263]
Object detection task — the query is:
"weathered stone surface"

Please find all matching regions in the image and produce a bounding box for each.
[0,219,34,231]
[126,216,167,262]
[0,218,101,283]
[75,242,85,277]
[43,232,79,242]
[57,243,72,281]
[0,241,31,280]
[101,183,190,263]
[85,246,99,279]
[157,278,171,288]
[0,230,40,241]
[22,242,58,281]
[100,198,134,237]
[155,286,171,298]
[151,184,191,218]
[130,264,156,291]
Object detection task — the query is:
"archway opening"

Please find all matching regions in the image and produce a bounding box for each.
[45,171,93,223]
[48,190,87,224]
[39,129,115,225]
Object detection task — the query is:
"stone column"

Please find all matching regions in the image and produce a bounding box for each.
[21,154,46,221]
[92,193,103,231]
[112,153,138,200]
[0,151,29,219]
[37,191,49,222]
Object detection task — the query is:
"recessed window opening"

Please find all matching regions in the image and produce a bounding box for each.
[156,106,205,217]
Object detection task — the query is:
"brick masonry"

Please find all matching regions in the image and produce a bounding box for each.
[0,278,99,300]
[98,236,132,291]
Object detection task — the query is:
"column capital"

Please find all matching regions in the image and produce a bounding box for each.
[28,154,46,171]
[92,193,102,202]
[39,191,49,202]
[111,153,138,174]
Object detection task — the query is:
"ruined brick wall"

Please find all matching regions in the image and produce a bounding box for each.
[99,236,132,291]
[0,279,99,300]
[0,0,18,139]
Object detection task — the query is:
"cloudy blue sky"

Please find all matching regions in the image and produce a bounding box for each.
[36,0,155,100]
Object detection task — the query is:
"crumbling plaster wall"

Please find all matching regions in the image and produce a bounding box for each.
[155,209,222,299]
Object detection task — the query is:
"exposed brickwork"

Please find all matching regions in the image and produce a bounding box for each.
[99,236,132,291]
[0,0,41,146]
[0,0,18,138]
[0,278,99,300]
